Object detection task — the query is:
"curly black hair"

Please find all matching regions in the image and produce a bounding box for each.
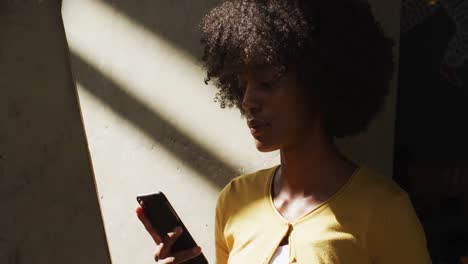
[199,0,394,138]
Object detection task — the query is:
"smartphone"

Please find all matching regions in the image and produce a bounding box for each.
[136,192,208,264]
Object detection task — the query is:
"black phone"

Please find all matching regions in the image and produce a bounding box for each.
[136,192,209,264]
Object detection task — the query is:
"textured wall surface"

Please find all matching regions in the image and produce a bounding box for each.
[1,1,111,263]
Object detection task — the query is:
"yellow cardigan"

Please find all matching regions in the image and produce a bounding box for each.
[215,164,431,264]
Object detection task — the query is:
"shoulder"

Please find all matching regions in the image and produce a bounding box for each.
[227,165,277,193]
[355,166,422,228]
[360,169,430,261]
[216,164,278,209]
[342,165,416,222]
[354,166,409,203]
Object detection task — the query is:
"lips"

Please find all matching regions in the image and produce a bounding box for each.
[247,118,270,135]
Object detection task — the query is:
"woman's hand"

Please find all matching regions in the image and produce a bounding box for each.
[136,203,202,263]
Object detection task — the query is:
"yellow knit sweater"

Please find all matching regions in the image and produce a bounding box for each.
[215,164,431,264]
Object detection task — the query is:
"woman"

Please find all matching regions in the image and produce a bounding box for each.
[136,0,432,263]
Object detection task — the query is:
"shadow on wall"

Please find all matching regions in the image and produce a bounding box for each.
[2,1,111,263]
[102,0,221,60]
[69,53,237,188]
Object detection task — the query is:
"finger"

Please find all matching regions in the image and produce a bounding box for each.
[172,246,202,264]
[158,257,176,264]
[136,205,162,244]
[160,227,183,258]
[153,242,165,262]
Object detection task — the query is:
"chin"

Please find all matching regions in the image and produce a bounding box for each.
[254,140,279,152]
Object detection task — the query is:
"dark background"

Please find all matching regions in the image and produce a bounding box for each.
[394,2,468,263]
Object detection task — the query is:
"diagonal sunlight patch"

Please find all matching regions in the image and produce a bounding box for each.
[62,0,278,176]
[71,55,239,189]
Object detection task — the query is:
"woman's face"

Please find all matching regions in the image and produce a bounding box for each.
[240,65,319,152]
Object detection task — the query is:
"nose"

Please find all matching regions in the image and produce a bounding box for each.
[241,83,262,114]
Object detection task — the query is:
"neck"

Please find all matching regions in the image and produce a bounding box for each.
[276,125,357,199]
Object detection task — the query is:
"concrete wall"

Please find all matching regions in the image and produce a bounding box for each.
[1,0,111,263]
[1,0,401,263]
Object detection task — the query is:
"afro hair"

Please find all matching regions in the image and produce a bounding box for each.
[199,0,395,138]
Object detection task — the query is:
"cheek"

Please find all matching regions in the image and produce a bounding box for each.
[279,86,311,116]
[271,98,310,134]
[269,82,314,134]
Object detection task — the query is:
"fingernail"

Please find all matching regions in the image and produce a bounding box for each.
[175,226,182,234]
[193,246,201,253]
